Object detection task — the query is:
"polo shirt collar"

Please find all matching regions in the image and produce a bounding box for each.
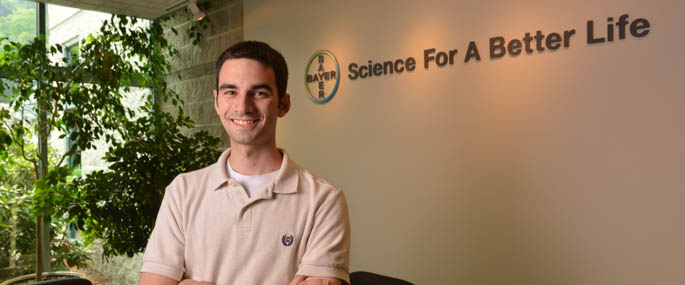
[269,149,299,194]
[208,149,231,191]
[209,148,299,195]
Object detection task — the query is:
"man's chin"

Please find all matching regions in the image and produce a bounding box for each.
[228,135,261,147]
[229,138,256,146]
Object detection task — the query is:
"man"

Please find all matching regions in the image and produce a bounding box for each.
[139,41,350,285]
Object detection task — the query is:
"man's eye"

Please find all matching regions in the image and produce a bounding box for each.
[255,91,268,97]
[224,90,236,95]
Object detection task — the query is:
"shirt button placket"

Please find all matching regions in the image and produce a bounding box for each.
[228,181,252,231]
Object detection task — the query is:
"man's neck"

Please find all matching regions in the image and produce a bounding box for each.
[228,143,283,175]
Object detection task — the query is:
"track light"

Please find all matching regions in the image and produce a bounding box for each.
[188,0,206,22]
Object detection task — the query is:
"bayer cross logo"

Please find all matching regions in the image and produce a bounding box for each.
[304,50,340,104]
[282,234,294,247]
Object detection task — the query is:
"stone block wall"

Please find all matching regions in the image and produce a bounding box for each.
[161,0,244,148]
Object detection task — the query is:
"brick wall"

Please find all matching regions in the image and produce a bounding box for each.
[161,0,244,148]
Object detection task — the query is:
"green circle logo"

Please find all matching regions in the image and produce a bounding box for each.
[304,50,340,104]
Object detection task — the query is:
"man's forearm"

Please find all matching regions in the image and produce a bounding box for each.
[140,273,215,285]
[139,272,178,285]
[305,277,342,285]
[290,275,343,285]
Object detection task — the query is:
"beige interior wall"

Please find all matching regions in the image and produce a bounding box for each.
[245,1,685,284]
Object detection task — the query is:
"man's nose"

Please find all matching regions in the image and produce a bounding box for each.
[233,93,255,114]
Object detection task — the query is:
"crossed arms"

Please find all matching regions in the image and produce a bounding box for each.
[139,272,342,285]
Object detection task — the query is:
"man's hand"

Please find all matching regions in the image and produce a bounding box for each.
[289,275,342,285]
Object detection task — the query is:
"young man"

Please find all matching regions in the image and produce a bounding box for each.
[139,41,350,285]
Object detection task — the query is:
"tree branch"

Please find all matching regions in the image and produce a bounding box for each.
[46,95,60,134]
[56,143,78,168]
[3,120,38,176]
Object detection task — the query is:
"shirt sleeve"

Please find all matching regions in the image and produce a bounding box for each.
[297,189,351,284]
[140,176,186,281]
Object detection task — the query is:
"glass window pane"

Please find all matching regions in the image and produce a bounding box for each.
[0,1,36,101]
[0,0,36,44]
[1,1,37,280]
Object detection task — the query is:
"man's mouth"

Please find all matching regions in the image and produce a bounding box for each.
[231,119,259,126]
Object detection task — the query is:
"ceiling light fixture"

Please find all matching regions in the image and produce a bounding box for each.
[188,0,206,22]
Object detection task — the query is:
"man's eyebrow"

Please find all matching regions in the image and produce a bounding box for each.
[218,84,273,92]
[218,83,237,90]
[251,84,273,92]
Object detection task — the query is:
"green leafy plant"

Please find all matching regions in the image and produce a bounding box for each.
[0,109,12,154]
[59,106,220,257]
[1,14,220,280]
[0,129,89,280]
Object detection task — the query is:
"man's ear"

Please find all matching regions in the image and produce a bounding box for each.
[214,89,220,105]
[213,89,220,114]
[278,93,291,117]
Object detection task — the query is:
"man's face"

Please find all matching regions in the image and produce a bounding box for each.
[213,58,290,148]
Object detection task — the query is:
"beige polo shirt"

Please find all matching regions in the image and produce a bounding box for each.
[140,149,350,284]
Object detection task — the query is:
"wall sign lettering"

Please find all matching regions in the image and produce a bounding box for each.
[305,13,650,103]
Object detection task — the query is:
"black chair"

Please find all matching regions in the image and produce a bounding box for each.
[28,278,92,285]
[350,271,413,285]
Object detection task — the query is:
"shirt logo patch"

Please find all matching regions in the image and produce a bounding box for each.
[282,234,294,246]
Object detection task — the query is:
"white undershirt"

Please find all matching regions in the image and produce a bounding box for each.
[227,159,278,198]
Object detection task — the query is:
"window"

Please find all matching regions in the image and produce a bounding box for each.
[0,1,38,280]
[63,38,79,66]
[63,38,81,169]
[0,0,36,44]
[0,0,36,103]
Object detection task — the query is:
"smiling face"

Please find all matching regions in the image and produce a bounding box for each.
[214,58,290,148]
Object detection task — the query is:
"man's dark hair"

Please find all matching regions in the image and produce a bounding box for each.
[215,41,289,102]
